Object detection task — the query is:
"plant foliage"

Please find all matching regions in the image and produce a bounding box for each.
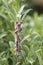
[0,0,43,65]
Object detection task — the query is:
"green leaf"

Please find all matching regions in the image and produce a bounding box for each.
[22,9,32,20]
[0,33,7,39]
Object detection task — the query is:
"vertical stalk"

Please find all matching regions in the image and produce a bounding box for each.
[15,17,22,56]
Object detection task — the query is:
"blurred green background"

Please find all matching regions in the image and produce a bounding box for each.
[0,0,43,65]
